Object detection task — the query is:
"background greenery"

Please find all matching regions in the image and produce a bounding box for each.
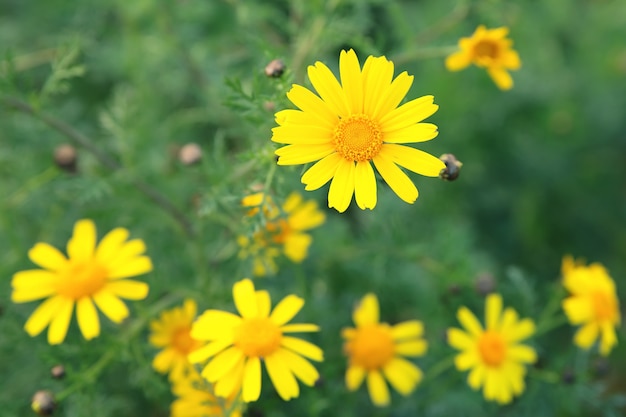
[1,0,625,416]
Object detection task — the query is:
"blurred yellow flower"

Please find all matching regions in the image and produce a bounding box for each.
[445,25,521,90]
[342,294,427,407]
[238,192,325,276]
[189,279,322,402]
[11,219,152,345]
[171,369,242,417]
[149,299,203,382]
[272,49,445,212]
[561,257,620,356]
[448,293,536,404]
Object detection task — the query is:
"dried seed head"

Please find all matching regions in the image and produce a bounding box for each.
[50,365,65,380]
[178,143,202,165]
[53,144,77,173]
[474,272,496,296]
[31,390,56,416]
[264,59,286,78]
[439,153,462,181]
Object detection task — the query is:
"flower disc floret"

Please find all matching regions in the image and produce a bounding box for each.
[333,115,383,162]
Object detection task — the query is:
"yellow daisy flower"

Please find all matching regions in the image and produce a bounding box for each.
[342,293,427,407]
[171,369,242,417]
[189,279,323,402]
[271,49,445,213]
[149,299,203,382]
[561,258,621,356]
[11,219,152,345]
[448,293,537,404]
[445,25,521,90]
[238,192,325,276]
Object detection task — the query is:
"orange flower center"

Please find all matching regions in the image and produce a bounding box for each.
[55,260,108,299]
[333,115,383,162]
[345,324,395,370]
[234,317,282,358]
[172,326,201,355]
[591,291,619,323]
[473,40,500,60]
[478,331,506,367]
[266,218,291,244]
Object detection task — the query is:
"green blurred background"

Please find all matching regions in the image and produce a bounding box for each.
[1,0,625,416]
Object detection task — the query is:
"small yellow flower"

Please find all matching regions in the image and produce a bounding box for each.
[561,257,621,356]
[272,49,445,212]
[448,294,537,404]
[342,294,427,407]
[238,192,325,276]
[11,219,152,345]
[149,299,203,382]
[189,279,323,402]
[445,25,521,90]
[171,369,242,417]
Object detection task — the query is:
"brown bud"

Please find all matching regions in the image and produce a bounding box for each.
[50,365,65,380]
[439,153,462,181]
[474,272,496,296]
[264,59,286,78]
[263,101,276,112]
[178,143,202,166]
[31,390,56,416]
[53,144,77,173]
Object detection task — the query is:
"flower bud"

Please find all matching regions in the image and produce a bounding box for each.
[53,144,77,173]
[178,143,202,166]
[264,59,285,78]
[31,390,56,416]
[439,153,462,181]
[50,365,65,380]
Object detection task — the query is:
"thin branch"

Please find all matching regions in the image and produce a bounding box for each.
[2,96,195,237]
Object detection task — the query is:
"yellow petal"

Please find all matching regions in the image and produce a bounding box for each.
[188,339,232,363]
[599,322,618,356]
[213,356,245,399]
[372,153,418,204]
[265,351,300,400]
[345,365,365,391]
[366,370,390,407]
[327,159,355,213]
[47,298,74,345]
[11,270,57,302]
[382,123,439,144]
[485,293,503,330]
[106,280,149,300]
[395,340,428,357]
[372,71,413,121]
[507,345,537,364]
[67,219,97,262]
[445,50,472,71]
[467,364,485,390]
[503,318,535,343]
[307,60,350,117]
[487,66,514,90]
[24,295,65,337]
[191,310,241,341]
[379,95,438,131]
[286,199,325,231]
[286,84,338,125]
[108,256,153,280]
[242,356,262,402]
[152,348,175,373]
[92,290,129,323]
[76,297,100,340]
[255,290,271,318]
[271,124,333,145]
[353,293,379,326]
[457,306,483,337]
[382,358,422,395]
[562,297,593,325]
[270,295,304,326]
[202,346,244,382]
[281,336,323,361]
[574,322,599,349]
[503,50,521,69]
[283,233,312,262]
[447,327,475,350]
[454,350,479,371]
[380,144,445,177]
[233,279,258,319]
[339,49,364,115]
[301,153,342,191]
[362,55,394,117]
[280,323,320,333]
[391,320,424,340]
[107,239,147,267]
[279,348,319,386]
[275,143,335,165]
[354,161,377,210]
[95,227,130,263]
[28,242,67,271]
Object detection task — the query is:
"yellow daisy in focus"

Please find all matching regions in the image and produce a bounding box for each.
[189,278,323,402]
[561,257,621,356]
[238,192,325,276]
[11,219,152,345]
[272,49,445,213]
[149,299,203,382]
[448,293,537,404]
[445,25,521,90]
[171,369,242,417]
[342,294,427,407]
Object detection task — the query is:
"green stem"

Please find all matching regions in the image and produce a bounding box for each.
[528,368,560,384]
[422,356,455,383]
[7,166,59,206]
[2,96,195,237]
